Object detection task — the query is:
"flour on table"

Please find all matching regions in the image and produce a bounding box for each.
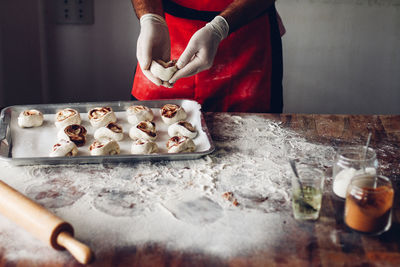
[0,114,335,262]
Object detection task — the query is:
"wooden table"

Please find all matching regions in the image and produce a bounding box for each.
[0,113,399,266]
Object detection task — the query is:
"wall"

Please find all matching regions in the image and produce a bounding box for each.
[1,0,400,114]
[0,0,139,107]
[0,17,4,107]
[44,0,139,103]
[0,0,44,106]
[276,0,400,114]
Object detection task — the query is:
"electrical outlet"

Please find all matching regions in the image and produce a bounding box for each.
[56,0,94,24]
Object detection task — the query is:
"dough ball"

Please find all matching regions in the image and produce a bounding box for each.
[88,107,117,128]
[166,136,196,153]
[94,122,124,141]
[55,108,81,129]
[168,121,197,139]
[150,59,178,82]
[89,138,120,156]
[57,124,87,147]
[17,109,44,128]
[131,138,158,154]
[160,104,187,125]
[129,121,157,141]
[127,105,154,125]
[50,139,78,157]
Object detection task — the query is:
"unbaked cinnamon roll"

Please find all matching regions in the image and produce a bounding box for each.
[94,122,124,141]
[129,121,157,141]
[131,138,158,154]
[57,124,87,147]
[168,121,197,139]
[88,107,117,128]
[126,105,154,125]
[150,59,177,82]
[50,139,78,157]
[55,108,81,129]
[160,104,187,125]
[166,136,196,153]
[17,109,44,128]
[89,138,120,156]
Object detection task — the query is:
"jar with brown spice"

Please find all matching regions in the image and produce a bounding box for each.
[344,174,394,235]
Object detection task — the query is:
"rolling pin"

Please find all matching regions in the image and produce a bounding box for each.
[0,180,93,264]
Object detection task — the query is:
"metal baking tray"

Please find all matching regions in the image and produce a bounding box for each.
[0,99,215,165]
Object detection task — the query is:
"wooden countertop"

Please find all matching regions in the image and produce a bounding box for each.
[1,113,399,266]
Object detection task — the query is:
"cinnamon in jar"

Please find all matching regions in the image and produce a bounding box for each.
[344,174,394,235]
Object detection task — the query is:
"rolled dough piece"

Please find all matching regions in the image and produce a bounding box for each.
[89,138,120,156]
[129,121,157,141]
[88,107,117,128]
[57,124,87,147]
[17,109,44,128]
[160,104,187,125]
[168,121,197,139]
[50,139,78,157]
[150,59,178,81]
[126,105,154,125]
[166,136,196,153]
[55,108,81,129]
[131,138,158,154]
[94,122,124,141]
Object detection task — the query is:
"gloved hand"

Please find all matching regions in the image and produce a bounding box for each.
[169,16,229,85]
[136,14,171,86]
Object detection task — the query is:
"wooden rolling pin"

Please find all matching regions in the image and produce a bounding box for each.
[0,180,93,264]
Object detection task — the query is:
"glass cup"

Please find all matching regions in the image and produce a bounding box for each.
[292,166,325,221]
[344,174,394,235]
[332,146,378,199]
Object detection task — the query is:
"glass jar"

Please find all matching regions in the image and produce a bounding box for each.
[291,166,325,221]
[344,174,394,235]
[332,146,378,199]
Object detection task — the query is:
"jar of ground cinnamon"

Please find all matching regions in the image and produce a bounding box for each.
[344,174,394,235]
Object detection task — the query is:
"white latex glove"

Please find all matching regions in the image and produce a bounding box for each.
[137,14,171,86]
[169,16,229,84]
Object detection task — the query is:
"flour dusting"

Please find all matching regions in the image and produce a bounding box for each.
[0,114,336,262]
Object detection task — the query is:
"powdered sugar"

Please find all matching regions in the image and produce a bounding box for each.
[0,113,336,262]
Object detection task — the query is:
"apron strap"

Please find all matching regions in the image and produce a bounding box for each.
[163,0,219,22]
[163,0,277,24]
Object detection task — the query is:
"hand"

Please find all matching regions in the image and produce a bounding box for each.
[137,14,171,86]
[169,16,229,84]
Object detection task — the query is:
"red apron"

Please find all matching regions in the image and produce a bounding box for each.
[131,0,283,113]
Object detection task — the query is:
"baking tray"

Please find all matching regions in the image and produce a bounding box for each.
[0,99,215,165]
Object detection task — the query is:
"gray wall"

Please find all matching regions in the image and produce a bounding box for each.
[1,0,400,114]
[0,0,138,107]
[0,20,4,107]
[0,0,45,106]
[277,0,400,114]
[44,0,139,103]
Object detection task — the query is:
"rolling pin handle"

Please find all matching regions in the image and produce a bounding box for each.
[57,231,93,264]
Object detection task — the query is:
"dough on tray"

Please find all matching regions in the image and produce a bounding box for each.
[88,107,117,128]
[168,121,197,139]
[160,104,187,125]
[126,105,154,125]
[131,138,158,154]
[166,136,196,153]
[150,59,178,82]
[17,109,44,128]
[129,121,157,141]
[55,108,81,129]
[50,139,78,157]
[57,124,87,147]
[94,122,124,141]
[89,138,120,156]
